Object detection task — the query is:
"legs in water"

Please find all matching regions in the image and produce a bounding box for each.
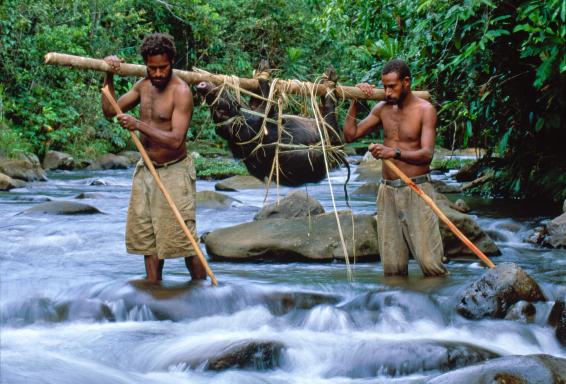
[185,256,207,280]
[144,255,164,282]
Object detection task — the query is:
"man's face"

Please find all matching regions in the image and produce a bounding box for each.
[381,72,409,105]
[146,54,172,90]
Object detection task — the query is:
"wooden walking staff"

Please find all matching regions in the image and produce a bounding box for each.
[101,86,218,286]
[382,159,496,269]
[45,52,431,101]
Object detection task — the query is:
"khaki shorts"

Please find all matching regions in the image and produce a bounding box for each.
[376,180,447,277]
[125,156,198,259]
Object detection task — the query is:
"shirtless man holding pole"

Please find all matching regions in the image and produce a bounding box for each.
[344,59,447,277]
[101,33,206,282]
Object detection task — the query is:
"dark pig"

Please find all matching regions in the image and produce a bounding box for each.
[196,66,346,186]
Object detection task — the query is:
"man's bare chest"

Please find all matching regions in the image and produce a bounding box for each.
[139,88,174,124]
[381,110,422,142]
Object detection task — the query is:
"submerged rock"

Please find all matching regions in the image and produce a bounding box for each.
[205,340,284,371]
[55,299,115,322]
[254,190,324,220]
[326,340,498,378]
[196,190,241,209]
[457,262,546,319]
[215,175,265,191]
[425,354,566,384]
[20,201,101,215]
[548,300,566,346]
[436,194,500,258]
[503,300,536,323]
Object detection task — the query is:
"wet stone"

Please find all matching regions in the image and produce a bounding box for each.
[548,300,566,346]
[205,340,284,371]
[425,354,566,384]
[254,189,324,220]
[325,340,499,378]
[457,262,546,320]
[20,201,101,215]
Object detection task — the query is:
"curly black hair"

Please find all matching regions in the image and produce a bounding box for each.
[382,59,411,80]
[139,33,176,63]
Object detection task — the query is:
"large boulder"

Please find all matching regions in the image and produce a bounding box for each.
[196,191,241,209]
[0,153,46,181]
[0,172,26,190]
[542,212,566,248]
[42,150,74,170]
[354,152,382,182]
[204,212,379,262]
[456,262,546,319]
[215,175,265,191]
[204,192,499,262]
[117,151,141,165]
[351,182,379,197]
[254,190,324,220]
[425,354,566,384]
[87,154,130,170]
[436,194,500,258]
[20,201,101,215]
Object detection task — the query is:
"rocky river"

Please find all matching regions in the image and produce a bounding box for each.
[1,159,565,383]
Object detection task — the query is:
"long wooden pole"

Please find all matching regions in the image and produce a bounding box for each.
[101,86,218,285]
[45,52,431,101]
[382,159,496,269]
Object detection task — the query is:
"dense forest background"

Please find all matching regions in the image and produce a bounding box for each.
[1,0,564,201]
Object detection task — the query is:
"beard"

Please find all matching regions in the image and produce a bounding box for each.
[386,87,408,105]
[150,72,172,90]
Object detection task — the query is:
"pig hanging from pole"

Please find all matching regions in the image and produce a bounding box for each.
[196,62,347,186]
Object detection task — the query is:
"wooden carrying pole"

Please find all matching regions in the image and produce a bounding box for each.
[382,159,496,269]
[101,86,218,286]
[46,52,431,101]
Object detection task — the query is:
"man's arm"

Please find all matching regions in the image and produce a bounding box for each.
[117,84,193,150]
[344,101,381,142]
[101,56,141,118]
[369,103,436,165]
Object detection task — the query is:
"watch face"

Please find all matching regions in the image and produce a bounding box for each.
[395,148,401,159]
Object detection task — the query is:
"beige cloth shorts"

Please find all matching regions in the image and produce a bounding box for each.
[125,156,198,259]
[376,180,447,277]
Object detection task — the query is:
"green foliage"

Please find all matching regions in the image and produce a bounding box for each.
[319,0,566,201]
[194,157,248,179]
[1,0,564,200]
[430,158,475,172]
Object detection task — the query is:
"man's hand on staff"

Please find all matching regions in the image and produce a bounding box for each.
[368,143,395,159]
[117,114,139,131]
[356,83,375,96]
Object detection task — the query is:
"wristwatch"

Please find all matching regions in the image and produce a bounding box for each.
[394,147,401,159]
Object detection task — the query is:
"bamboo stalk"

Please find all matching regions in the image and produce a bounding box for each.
[382,159,496,269]
[45,52,431,101]
[101,86,218,286]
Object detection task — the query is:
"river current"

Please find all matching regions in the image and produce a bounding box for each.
[1,162,564,383]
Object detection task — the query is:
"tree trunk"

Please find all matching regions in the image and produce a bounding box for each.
[44,52,431,101]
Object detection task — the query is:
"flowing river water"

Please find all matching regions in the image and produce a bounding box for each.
[1,162,565,383]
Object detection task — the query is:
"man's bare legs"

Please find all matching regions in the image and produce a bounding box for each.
[185,256,207,280]
[144,255,206,281]
[144,255,164,282]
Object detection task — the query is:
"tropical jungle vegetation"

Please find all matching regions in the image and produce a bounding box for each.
[1,0,564,201]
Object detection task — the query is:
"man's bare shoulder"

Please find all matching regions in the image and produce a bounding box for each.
[171,77,192,99]
[416,97,436,114]
[372,101,388,116]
